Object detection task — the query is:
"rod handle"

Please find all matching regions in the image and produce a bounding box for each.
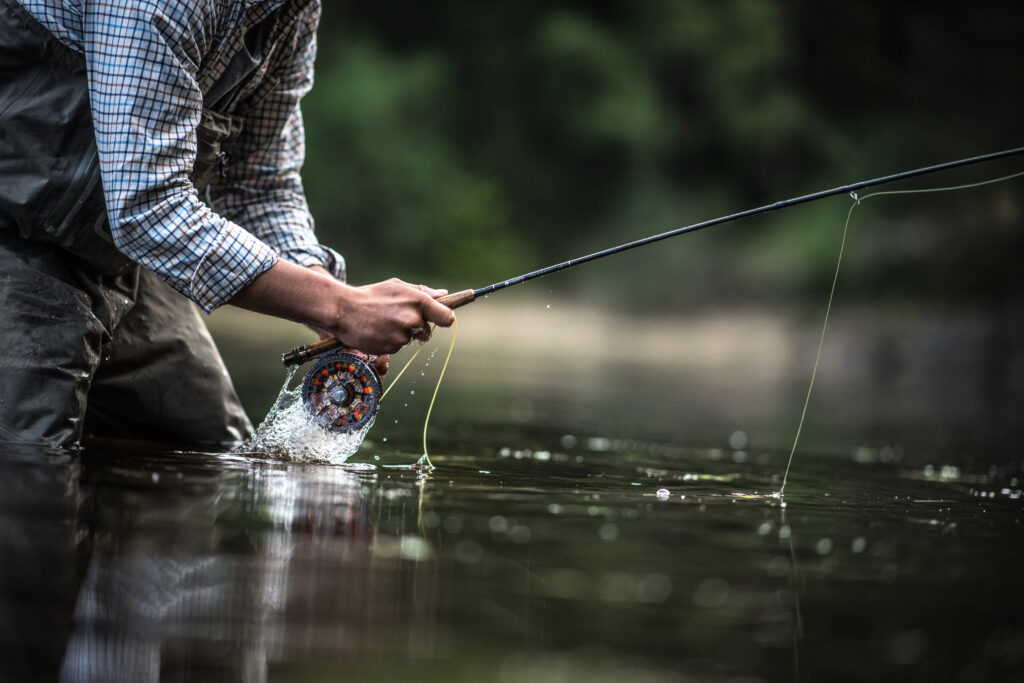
[437,289,476,309]
[281,289,477,366]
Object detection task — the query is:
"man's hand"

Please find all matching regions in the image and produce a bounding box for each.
[329,278,452,354]
[302,266,392,375]
[228,260,455,357]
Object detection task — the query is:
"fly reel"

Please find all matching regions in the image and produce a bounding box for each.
[300,352,382,433]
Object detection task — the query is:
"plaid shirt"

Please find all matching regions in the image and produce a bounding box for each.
[18,0,343,312]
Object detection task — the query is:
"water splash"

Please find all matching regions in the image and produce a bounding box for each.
[235,367,372,464]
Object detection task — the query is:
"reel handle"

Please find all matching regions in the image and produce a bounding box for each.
[281,289,476,367]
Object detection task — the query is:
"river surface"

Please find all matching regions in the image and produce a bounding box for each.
[2,303,1023,682]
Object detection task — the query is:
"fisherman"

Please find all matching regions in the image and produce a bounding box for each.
[0,0,454,449]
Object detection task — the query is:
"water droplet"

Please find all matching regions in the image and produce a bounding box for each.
[382,437,387,442]
[636,574,673,604]
[597,572,634,603]
[374,455,381,461]
[410,390,415,395]
[656,488,670,500]
[889,629,928,666]
[693,577,729,608]
[451,538,485,565]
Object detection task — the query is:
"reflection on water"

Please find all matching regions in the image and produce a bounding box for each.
[2,428,1023,682]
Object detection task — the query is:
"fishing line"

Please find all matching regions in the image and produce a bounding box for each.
[420,316,457,469]
[375,318,458,469]
[776,169,1024,497]
[380,337,430,401]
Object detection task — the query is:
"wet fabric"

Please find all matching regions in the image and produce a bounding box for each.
[0,232,252,449]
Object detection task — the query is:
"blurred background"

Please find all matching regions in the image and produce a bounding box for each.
[18,10,1019,679]
[209,0,1024,462]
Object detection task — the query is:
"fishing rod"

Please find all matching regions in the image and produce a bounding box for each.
[285,145,1024,367]
[283,146,1024,433]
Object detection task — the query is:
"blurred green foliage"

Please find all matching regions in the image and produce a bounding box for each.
[301,1,1023,309]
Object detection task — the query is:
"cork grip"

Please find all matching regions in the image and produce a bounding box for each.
[436,289,476,309]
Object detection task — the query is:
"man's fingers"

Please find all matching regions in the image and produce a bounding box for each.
[421,295,455,327]
[372,354,390,375]
[391,279,446,298]
[416,283,448,299]
[400,281,455,328]
[346,279,455,354]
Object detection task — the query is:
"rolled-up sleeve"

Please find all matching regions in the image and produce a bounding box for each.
[208,2,346,283]
[82,0,279,313]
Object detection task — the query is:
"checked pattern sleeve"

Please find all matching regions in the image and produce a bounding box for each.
[207,3,346,284]
[80,0,280,312]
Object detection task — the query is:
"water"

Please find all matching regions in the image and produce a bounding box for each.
[3,303,1024,682]
[2,426,1022,682]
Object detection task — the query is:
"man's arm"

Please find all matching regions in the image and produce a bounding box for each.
[228,261,454,356]
[206,3,341,281]
[81,2,451,352]
[206,4,454,351]
[82,1,279,311]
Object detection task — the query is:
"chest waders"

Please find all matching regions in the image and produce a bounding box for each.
[0,0,280,448]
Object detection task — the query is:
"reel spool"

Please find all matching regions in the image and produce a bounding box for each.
[300,352,382,433]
